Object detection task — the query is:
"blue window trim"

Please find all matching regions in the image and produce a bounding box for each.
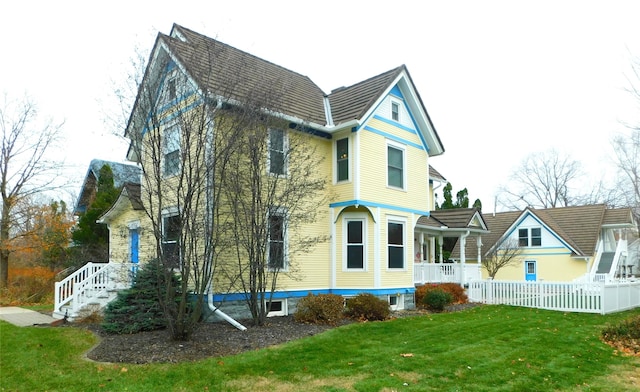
[329,199,430,216]
[362,125,424,150]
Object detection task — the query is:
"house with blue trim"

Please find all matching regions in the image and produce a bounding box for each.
[55,24,491,321]
[452,205,637,282]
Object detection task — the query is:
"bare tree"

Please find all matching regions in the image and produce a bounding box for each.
[126,54,230,340]
[220,109,330,326]
[0,95,64,289]
[498,149,585,210]
[613,53,640,226]
[482,238,524,279]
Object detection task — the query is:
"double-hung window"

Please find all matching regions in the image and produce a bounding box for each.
[518,227,542,247]
[268,208,287,270]
[164,125,180,176]
[162,214,181,268]
[336,137,349,182]
[387,221,405,269]
[268,128,286,175]
[387,143,405,189]
[391,101,400,121]
[346,219,364,269]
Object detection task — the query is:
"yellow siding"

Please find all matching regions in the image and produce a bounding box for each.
[488,251,591,282]
[106,208,154,264]
[357,118,429,214]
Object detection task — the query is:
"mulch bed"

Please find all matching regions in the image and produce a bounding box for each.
[78,305,478,364]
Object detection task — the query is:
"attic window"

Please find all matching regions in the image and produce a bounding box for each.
[518,227,541,247]
[167,77,176,100]
[391,102,400,121]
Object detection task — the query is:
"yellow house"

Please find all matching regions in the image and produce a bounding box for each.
[58,24,491,320]
[453,205,637,282]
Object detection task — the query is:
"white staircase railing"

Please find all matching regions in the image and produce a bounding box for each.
[54,262,137,318]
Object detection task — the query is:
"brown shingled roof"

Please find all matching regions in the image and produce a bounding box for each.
[429,165,446,182]
[165,24,328,125]
[453,205,635,260]
[417,208,487,231]
[327,66,404,125]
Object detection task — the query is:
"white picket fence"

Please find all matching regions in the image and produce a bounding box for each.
[467,280,640,314]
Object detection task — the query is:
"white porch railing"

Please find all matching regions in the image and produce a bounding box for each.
[54,262,137,319]
[414,262,482,285]
[468,280,640,314]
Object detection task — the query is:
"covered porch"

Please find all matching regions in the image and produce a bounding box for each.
[413,208,489,286]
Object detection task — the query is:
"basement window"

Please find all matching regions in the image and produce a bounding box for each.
[266,299,287,317]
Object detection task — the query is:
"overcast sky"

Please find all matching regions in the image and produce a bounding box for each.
[2,1,639,210]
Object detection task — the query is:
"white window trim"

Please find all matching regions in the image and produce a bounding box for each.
[267,128,288,176]
[267,206,288,271]
[390,99,401,122]
[388,294,405,311]
[161,209,181,269]
[266,299,288,317]
[163,68,179,103]
[386,140,407,191]
[387,216,407,270]
[334,136,350,183]
[518,227,542,248]
[342,213,368,271]
[163,123,181,177]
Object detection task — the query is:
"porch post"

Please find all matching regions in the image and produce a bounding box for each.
[460,234,466,286]
[438,235,444,263]
[476,236,483,264]
[429,236,436,263]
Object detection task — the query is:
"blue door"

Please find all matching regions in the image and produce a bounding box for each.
[525,260,537,281]
[130,228,139,264]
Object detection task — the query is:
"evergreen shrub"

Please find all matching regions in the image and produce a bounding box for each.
[102,259,177,334]
[422,289,453,312]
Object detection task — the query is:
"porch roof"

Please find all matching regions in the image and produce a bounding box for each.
[416,208,489,236]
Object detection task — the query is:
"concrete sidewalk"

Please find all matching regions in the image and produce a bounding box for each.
[0,307,58,327]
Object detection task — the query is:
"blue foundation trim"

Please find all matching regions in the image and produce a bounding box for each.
[210,287,415,302]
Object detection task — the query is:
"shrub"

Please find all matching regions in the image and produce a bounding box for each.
[602,315,640,339]
[102,259,178,334]
[0,266,56,306]
[601,315,640,355]
[294,293,344,325]
[423,289,453,312]
[414,283,468,309]
[344,293,390,321]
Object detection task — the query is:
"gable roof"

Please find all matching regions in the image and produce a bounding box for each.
[75,160,141,215]
[164,24,328,125]
[127,24,444,155]
[453,204,636,259]
[328,66,404,125]
[429,165,446,183]
[97,183,144,224]
[416,208,488,234]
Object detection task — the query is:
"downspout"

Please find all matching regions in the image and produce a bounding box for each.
[204,99,246,332]
[207,291,247,331]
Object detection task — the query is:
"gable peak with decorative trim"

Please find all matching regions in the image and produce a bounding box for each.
[126,24,444,156]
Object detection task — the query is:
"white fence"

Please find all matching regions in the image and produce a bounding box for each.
[468,280,640,314]
[414,263,482,285]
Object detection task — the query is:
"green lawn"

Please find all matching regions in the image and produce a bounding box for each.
[2,305,639,391]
